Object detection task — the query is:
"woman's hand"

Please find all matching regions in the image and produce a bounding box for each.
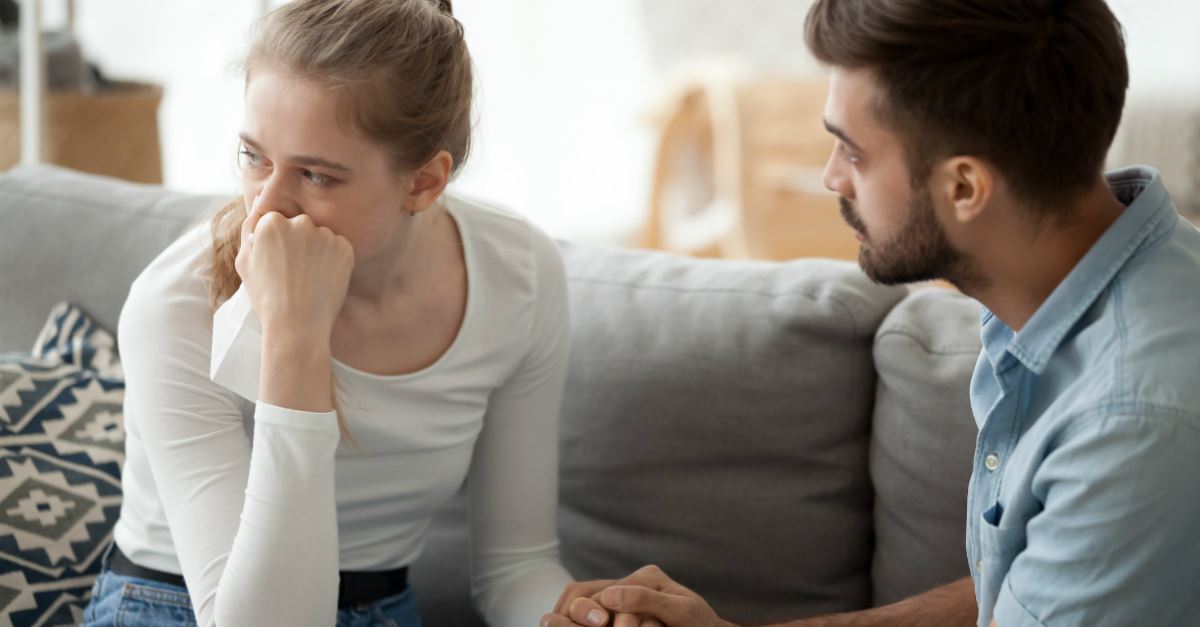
[235,195,355,341]
[544,565,732,627]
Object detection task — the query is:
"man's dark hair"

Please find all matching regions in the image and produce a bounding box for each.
[805,0,1129,214]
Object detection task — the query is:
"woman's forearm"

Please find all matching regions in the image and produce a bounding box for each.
[260,327,334,412]
[208,326,341,625]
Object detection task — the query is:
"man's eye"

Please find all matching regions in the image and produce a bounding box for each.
[838,143,861,165]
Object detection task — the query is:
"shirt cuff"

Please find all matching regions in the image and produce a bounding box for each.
[254,400,340,432]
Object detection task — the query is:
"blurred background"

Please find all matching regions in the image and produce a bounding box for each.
[4,0,1198,260]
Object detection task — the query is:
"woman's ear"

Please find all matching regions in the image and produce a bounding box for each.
[406,150,454,214]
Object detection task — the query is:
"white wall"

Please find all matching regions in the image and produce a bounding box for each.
[449,0,653,241]
[44,0,653,242]
[1110,0,1200,95]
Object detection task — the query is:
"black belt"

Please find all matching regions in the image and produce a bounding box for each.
[106,541,409,609]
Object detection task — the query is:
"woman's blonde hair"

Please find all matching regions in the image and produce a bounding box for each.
[207,0,474,445]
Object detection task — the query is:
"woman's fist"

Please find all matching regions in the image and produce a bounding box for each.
[235,195,355,338]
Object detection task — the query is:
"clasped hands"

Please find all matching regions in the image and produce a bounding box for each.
[542,566,738,627]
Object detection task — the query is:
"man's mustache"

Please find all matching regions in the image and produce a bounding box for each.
[838,197,867,235]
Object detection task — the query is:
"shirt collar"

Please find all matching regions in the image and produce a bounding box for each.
[985,166,1177,375]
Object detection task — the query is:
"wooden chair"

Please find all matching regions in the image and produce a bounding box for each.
[642,75,860,262]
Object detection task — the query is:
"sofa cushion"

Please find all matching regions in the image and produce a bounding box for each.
[552,243,906,624]
[870,287,981,605]
[0,164,224,352]
[0,302,125,626]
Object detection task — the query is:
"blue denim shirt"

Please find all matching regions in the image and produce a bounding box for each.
[968,167,1200,626]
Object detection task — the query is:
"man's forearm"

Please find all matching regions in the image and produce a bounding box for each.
[765,577,976,627]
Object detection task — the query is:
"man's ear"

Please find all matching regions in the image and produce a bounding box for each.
[933,156,993,226]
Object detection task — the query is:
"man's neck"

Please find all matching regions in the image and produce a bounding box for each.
[961,180,1127,332]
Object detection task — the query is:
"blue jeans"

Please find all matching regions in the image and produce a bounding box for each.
[81,542,422,627]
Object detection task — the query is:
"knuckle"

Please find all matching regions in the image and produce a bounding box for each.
[635,564,663,579]
[258,211,282,229]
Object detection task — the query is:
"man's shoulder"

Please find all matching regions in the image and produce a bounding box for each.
[1060,216,1200,416]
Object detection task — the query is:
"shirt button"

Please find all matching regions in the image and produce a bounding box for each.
[985,453,1001,471]
[976,559,984,571]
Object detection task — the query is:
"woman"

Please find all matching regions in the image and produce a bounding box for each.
[81,1,574,625]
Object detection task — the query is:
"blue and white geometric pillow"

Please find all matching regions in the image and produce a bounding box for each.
[0,303,125,627]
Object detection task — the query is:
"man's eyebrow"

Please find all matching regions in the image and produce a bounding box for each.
[823,119,864,153]
[238,132,352,172]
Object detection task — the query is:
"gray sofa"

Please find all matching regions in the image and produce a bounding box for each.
[0,164,982,626]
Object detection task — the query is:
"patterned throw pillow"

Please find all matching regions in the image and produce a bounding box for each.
[0,303,125,627]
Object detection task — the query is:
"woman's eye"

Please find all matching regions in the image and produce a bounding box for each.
[239,149,265,168]
[304,170,335,187]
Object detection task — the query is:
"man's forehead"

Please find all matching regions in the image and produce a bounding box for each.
[825,69,877,125]
[824,68,894,146]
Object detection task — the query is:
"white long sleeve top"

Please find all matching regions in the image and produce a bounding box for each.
[112,192,574,627]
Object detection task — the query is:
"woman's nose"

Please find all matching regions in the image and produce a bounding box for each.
[254,175,303,218]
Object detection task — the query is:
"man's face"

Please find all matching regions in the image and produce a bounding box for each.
[821,68,964,285]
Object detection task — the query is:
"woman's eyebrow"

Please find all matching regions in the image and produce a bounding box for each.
[238,132,352,171]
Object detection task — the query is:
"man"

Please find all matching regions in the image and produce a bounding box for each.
[544,1,1200,626]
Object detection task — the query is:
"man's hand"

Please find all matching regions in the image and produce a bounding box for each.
[544,572,665,627]
[542,565,737,627]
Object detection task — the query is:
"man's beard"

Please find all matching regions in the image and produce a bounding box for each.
[839,187,981,288]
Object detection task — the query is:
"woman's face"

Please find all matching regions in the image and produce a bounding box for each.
[239,69,412,264]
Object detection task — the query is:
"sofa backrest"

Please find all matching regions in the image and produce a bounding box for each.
[869,288,981,605]
[549,244,908,623]
[0,164,224,352]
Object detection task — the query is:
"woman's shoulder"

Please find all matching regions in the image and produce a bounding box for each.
[446,188,566,291]
[129,221,215,299]
[444,190,564,290]
[120,221,220,343]
[445,190,559,249]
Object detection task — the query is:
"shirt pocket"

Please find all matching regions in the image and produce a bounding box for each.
[976,501,1028,624]
[979,501,1026,559]
[114,581,198,627]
